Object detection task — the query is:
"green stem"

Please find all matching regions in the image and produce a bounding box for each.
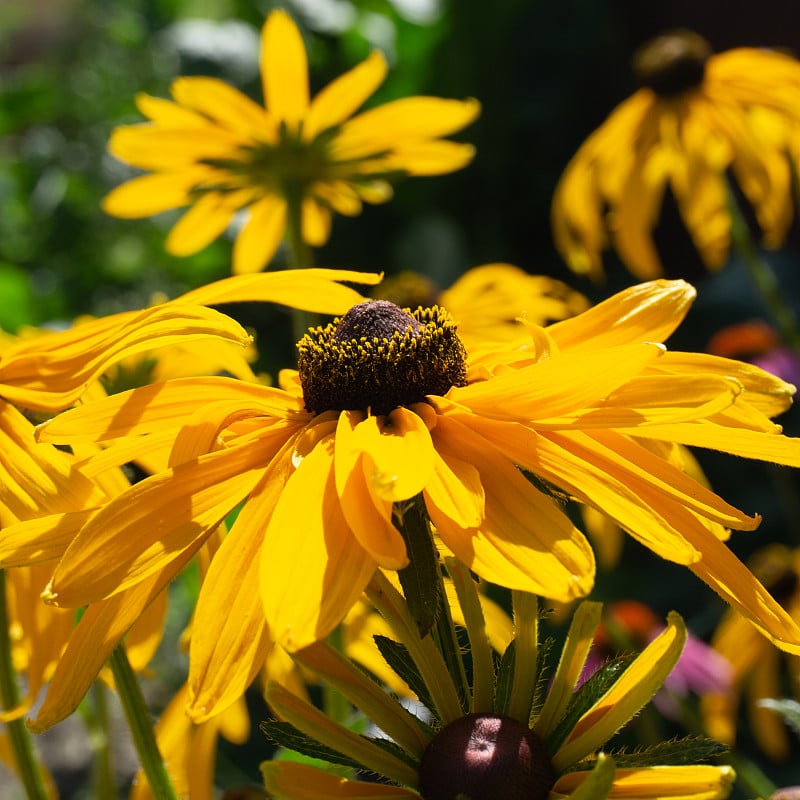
[284,181,317,345]
[506,590,539,725]
[0,570,51,800]
[727,184,800,353]
[80,680,116,800]
[724,751,777,800]
[108,645,177,800]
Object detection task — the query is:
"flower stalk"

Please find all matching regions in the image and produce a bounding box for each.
[0,570,51,800]
[108,644,177,800]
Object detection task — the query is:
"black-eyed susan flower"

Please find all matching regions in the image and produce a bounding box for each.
[375,263,590,352]
[552,30,800,281]
[102,10,480,274]
[260,571,735,799]
[702,544,800,762]
[13,277,800,727]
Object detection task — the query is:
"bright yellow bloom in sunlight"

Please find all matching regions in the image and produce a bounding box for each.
[11,277,800,727]
[702,544,800,763]
[262,586,735,800]
[102,10,480,274]
[552,30,800,280]
[375,263,590,352]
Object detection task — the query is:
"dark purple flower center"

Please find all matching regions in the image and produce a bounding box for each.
[632,29,712,96]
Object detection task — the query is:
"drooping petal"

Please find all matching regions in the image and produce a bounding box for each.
[334,411,408,568]
[188,476,279,723]
[43,439,276,607]
[260,10,309,126]
[261,433,377,651]
[429,416,594,601]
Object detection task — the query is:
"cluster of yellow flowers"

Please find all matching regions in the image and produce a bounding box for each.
[4,11,800,800]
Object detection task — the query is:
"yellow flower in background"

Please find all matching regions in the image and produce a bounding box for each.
[262,586,735,800]
[102,10,480,274]
[702,544,800,763]
[375,263,590,352]
[14,277,800,728]
[552,30,800,281]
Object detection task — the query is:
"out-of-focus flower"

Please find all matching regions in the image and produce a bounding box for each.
[708,320,800,386]
[262,581,735,799]
[11,278,800,728]
[375,263,590,352]
[702,544,800,762]
[552,30,800,281]
[103,10,480,274]
[583,601,732,721]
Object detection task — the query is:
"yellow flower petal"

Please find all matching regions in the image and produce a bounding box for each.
[44,440,275,607]
[304,50,388,140]
[177,267,383,312]
[547,279,696,351]
[261,10,309,126]
[553,612,687,770]
[382,140,477,175]
[332,97,481,161]
[170,75,277,140]
[188,482,277,722]
[165,191,245,257]
[101,170,203,218]
[231,193,288,274]
[261,761,418,799]
[334,411,408,568]
[261,434,376,651]
[429,416,594,600]
[301,196,332,247]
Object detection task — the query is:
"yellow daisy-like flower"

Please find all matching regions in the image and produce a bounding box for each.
[102,10,480,274]
[375,263,590,352]
[552,30,800,280]
[261,577,735,800]
[13,277,800,727]
[702,544,800,763]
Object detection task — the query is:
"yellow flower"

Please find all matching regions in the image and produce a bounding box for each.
[375,263,590,352]
[261,578,735,800]
[552,30,800,280]
[102,10,480,274]
[702,544,800,762]
[15,278,800,727]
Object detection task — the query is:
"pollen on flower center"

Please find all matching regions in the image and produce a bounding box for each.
[417,713,556,800]
[297,300,467,415]
[632,29,712,96]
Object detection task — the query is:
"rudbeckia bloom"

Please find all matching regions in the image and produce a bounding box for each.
[16,277,800,726]
[102,10,480,274]
[261,575,735,799]
[375,263,590,352]
[701,544,800,762]
[552,29,800,280]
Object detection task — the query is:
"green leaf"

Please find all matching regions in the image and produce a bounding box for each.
[545,654,637,754]
[372,634,437,719]
[598,735,729,768]
[259,720,364,772]
[494,639,515,717]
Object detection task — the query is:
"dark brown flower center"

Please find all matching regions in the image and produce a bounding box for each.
[297,300,467,416]
[417,713,556,800]
[632,29,712,96]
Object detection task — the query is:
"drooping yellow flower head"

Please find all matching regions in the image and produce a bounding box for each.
[552,30,800,280]
[103,10,480,274]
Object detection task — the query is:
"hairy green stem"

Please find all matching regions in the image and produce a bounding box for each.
[108,645,177,800]
[0,570,51,800]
